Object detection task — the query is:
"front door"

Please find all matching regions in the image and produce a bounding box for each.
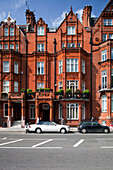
[14,103,21,120]
[43,110,49,121]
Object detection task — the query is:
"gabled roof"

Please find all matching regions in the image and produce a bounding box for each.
[3,12,16,23]
[56,6,78,31]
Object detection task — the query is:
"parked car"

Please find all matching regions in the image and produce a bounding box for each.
[78,121,110,133]
[25,121,70,134]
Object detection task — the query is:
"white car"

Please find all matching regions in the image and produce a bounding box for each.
[25,121,70,134]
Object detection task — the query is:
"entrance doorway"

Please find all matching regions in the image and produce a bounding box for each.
[39,103,50,121]
[13,103,21,120]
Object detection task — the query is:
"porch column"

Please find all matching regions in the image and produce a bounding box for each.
[7,96,11,127]
[79,103,82,123]
[50,105,53,121]
[35,100,39,123]
[21,93,25,128]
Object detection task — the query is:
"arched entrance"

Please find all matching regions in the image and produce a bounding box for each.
[39,103,50,121]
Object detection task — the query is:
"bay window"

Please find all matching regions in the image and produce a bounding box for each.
[102,70,107,89]
[37,62,44,74]
[102,95,107,112]
[67,59,78,72]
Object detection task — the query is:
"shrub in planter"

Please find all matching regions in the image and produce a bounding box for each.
[39,88,44,92]
[21,88,25,92]
[58,89,63,95]
[74,89,82,98]
[83,89,90,98]
[45,88,50,92]
[65,89,72,98]
[27,89,32,93]
[55,91,59,95]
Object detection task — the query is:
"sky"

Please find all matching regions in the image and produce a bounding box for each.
[0,0,110,27]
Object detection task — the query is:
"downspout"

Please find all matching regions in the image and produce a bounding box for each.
[25,37,28,123]
[53,38,56,121]
[90,29,92,120]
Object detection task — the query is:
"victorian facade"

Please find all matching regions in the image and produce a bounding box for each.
[0,0,113,128]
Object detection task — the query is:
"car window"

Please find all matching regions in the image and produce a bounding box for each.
[92,122,99,126]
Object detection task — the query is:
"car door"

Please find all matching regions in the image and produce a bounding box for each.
[91,122,101,132]
[47,122,58,132]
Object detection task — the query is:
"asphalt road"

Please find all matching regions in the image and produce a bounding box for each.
[0,132,113,170]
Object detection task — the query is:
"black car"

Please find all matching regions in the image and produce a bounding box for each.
[78,121,110,133]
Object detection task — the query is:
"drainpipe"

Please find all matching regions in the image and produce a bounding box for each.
[90,29,92,120]
[53,38,56,99]
[53,38,56,121]
[25,37,28,123]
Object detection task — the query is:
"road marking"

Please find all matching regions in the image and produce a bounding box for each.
[0,139,23,146]
[32,139,53,148]
[73,139,84,148]
[2,137,7,140]
[0,147,62,149]
[101,146,113,149]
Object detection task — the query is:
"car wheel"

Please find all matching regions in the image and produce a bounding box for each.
[35,128,42,134]
[104,128,109,133]
[81,128,87,133]
[60,128,66,134]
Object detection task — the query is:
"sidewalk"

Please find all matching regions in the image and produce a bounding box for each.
[0,127,78,133]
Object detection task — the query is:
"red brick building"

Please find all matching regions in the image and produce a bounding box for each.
[0,0,113,128]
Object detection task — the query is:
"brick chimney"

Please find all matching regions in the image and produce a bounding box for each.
[25,9,36,27]
[82,6,92,28]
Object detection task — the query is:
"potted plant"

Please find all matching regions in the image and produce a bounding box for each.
[74,89,81,98]
[58,89,63,99]
[21,88,25,93]
[27,89,35,99]
[39,88,44,92]
[65,89,72,98]
[83,89,90,99]
[45,88,50,92]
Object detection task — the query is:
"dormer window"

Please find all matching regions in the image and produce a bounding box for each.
[37,26,44,35]
[10,27,14,36]
[4,27,8,36]
[67,26,75,35]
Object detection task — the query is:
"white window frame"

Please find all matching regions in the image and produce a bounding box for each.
[59,81,63,89]
[111,95,113,112]
[67,80,78,95]
[59,60,62,73]
[82,60,85,73]
[108,19,112,26]
[37,26,44,35]
[29,104,35,119]
[78,43,81,47]
[37,82,44,89]
[10,44,14,50]
[16,44,18,52]
[109,34,113,39]
[67,103,79,120]
[111,48,113,59]
[0,44,3,49]
[14,62,18,74]
[10,27,14,36]
[103,34,107,42]
[67,59,78,72]
[37,43,44,52]
[62,43,65,48]
[67,43,75,48]
[3,61,9,72]
[101,49,107,62]
[14,81,18,92]
[3,81,9,93]
[82,82,85,92]
[4,44,8,49]
[82,104,85,120]
[102,95,107,112]
[4,103,8,117]
[37,62,44,75]
[103,19,108,26]
[4,27,8,36]
[67,26,75,35]
[59,104,63,119]
[111,69,113,88]
[102,70,107,89]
